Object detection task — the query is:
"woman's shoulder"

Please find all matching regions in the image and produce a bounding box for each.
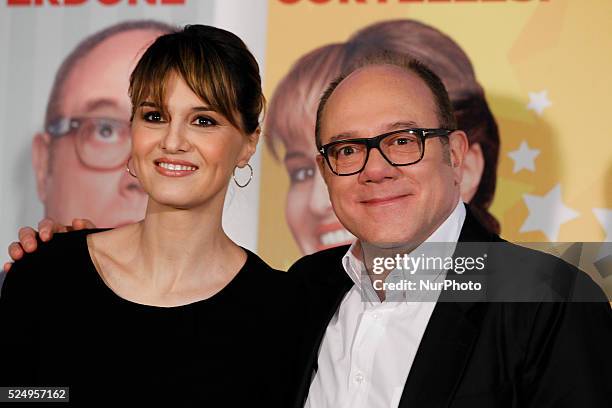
[243,249,284,273]
[237,249,308,316]
[239,249,306,292]
[1,230,97,297]
[22,229,96,263]
[242,249,288,282]
[15,229,92,266]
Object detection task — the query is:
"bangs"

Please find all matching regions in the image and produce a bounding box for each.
[129,34,241,130]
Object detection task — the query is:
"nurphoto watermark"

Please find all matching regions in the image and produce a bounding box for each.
[355,242,611,303]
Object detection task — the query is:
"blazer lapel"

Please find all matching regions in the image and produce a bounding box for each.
[398,205,494,408]
[397,301,485,408]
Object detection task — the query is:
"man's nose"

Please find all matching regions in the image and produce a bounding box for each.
[359,148,398,183]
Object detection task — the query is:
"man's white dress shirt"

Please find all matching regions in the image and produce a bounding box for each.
[305,200,466,408]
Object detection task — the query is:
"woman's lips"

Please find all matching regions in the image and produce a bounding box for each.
[154,159,199,177]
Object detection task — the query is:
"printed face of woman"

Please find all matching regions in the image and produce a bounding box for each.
[130,73,256,212]
[282,112,356,255]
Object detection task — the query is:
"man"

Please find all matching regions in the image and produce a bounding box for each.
[32,21,172,230]
[289,53,612,407]
[265,20,500,258]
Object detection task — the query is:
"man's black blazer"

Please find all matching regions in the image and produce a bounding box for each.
[288,207,612,408]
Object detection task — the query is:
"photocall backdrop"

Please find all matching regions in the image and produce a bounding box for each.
[0,1,610,296]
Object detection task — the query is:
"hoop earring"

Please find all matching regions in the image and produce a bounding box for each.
[126,158,137,178]
[233,163,253,188]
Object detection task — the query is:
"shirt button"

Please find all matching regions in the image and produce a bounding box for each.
[372,312,380,320]
[354,373,365,384]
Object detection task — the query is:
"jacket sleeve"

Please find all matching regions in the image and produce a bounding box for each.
[520,282,612,407]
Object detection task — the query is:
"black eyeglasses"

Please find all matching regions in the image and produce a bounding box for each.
[47,116,132,170]
[318,128,453,176]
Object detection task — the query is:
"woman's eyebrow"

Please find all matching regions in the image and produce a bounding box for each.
[138,103,216,114]
[191,106,214,112]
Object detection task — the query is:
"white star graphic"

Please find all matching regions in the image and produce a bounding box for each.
[593,208,612,241]
[527,90,552,115]
[508,141,540,173]
[520,183,580,241]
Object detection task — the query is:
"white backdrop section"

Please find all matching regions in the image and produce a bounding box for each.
[0,0,268,266]
[213,0,268,253]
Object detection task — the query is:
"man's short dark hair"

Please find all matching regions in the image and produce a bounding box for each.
[44,20,175,129]
[315,51,457,149]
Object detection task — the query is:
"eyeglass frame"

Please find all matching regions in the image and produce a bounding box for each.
[46,116,132,171]
[318,127,454,176]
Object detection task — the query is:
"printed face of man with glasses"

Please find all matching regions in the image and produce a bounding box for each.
[316,62,468,249]
[31,28,163,227]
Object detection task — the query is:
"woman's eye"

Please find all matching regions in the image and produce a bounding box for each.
[143,111,163,122]
[193,116,217,127]
[289,167,315,183]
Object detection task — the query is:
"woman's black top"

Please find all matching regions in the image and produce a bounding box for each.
[0,230,307,407]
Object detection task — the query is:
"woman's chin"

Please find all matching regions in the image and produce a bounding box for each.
[148,196,200,211]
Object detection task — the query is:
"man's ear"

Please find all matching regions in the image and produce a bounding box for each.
[460,142,484,203]
[447,130,469,186]
[32,132,51,202]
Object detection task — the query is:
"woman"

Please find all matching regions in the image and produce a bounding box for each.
[265,19,500,256]
[0,25,304,407]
